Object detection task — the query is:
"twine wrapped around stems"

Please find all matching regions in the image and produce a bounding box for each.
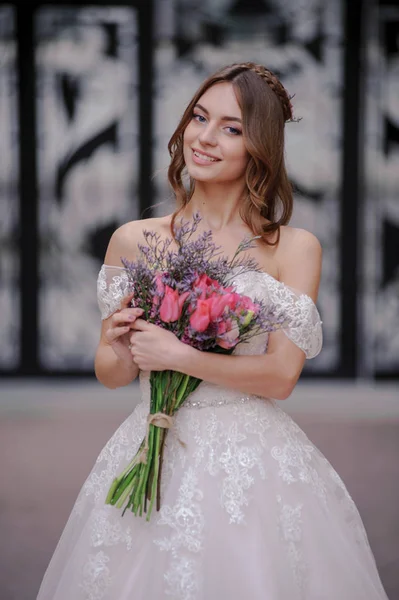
[137,412,186,465]
[138,413,172,464]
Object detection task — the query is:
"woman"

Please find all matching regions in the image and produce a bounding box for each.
[37,63,389,599]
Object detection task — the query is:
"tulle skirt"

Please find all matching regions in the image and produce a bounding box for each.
[36,392,389,600]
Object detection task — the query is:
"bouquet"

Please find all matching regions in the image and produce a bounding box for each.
[105,213,286,521]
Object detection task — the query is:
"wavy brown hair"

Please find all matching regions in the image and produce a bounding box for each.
[168,62,296,246]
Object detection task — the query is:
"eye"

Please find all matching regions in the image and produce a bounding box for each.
[225,126,241,136]
[193,112,206,123]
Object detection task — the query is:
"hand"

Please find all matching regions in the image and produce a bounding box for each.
[129,319,186,371]
[104,292,144,362]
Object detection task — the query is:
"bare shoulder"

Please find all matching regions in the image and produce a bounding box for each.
[279,225,322,256]
[276,226,322,301]
[104,216,171,267]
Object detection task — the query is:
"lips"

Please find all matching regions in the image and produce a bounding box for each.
[191,148,221,164]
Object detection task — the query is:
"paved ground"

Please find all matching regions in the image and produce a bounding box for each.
[0,378,398,599]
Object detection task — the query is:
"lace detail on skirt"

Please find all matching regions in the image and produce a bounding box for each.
[89,508,133,551]
[188,408,267,524]
[277,495,309,598]
[154,468,205,600]
[271,408,328,504]
[80,551,111,600]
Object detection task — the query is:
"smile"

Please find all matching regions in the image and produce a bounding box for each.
[192,148,221,165]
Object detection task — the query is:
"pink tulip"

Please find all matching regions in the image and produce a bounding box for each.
[194,274,221,299]
[178,291,190,312]
[206,293,232,320]
[217,320,240,349]
[159,286,180,322]
[190,299,210,332]
[239,295,258,313]
[216,320,228,336]
[223,292,240,309]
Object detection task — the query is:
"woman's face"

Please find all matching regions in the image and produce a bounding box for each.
[183,82,248,185]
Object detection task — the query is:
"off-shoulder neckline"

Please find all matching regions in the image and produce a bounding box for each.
[100,263,283,286]
[99,263,316,305]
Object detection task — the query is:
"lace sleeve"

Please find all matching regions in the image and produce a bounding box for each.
[96,264,133,320]
[267,278,323,359]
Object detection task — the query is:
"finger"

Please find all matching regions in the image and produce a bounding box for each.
[125,307,144,320]
[105,325,130,344]
[129,330,145,347]
[113,308,143,325]
[130,318,152,331]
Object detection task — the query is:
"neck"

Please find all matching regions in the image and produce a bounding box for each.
[182,180,247,231]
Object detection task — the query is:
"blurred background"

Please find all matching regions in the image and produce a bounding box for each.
[0,0,398,598]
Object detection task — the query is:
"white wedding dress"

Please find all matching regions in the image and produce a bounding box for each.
[37,265,390,600]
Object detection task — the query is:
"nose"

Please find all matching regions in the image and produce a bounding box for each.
[198,122,217,146]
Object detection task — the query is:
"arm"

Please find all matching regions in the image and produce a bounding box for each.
[95,316,140,389]
[94,222,142,389]
[172,229,323,400]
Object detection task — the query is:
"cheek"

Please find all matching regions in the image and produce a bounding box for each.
[225,144,248,171]
[183,122,196,146]
[183,124,195,162]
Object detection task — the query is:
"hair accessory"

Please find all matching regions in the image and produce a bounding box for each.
[237,62,302,123]
[287,94,302,123]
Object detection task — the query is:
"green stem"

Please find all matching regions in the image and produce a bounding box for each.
[156,429,166,511]
[168,372,184,414]
[117,479,137,510]
[175,373,190,405]
[132,463,146,514]
[146,425,161,521]
[156,375,164,411]
[106,369,203,520]
[133,426,155,514]
[109,441,143,488]
[105,478,120,505]
[144,429,156,506]
[110,465,138,506]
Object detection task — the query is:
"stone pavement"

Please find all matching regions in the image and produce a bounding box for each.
[0,378,398,599]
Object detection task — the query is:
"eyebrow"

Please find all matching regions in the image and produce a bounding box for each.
[194,103,242,123]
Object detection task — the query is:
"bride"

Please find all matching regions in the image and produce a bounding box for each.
[37,62,389,599]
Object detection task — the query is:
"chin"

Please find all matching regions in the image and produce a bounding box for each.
[185,160,224,181]
[187,170,224,184]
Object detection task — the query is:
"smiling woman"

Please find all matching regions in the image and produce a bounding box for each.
[36,62,390,600]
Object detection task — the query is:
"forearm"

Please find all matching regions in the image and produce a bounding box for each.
[94,344,139,389]
[175,346,296,400]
